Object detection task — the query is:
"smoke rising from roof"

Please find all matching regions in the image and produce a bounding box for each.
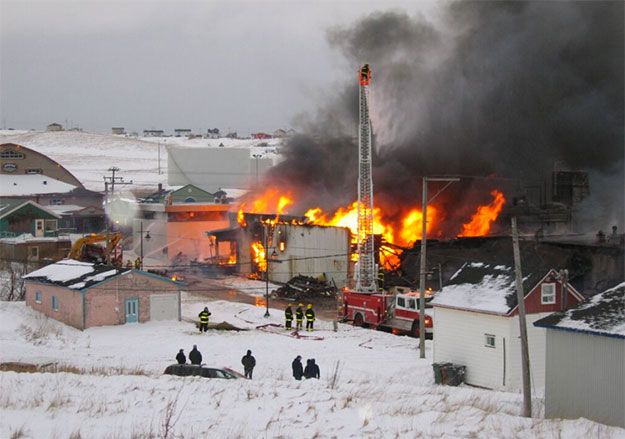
[268,2,624,234]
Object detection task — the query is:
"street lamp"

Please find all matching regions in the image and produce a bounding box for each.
[140,222,151,270]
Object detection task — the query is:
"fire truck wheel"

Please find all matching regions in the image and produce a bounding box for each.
[411,320,420,338]
[353,313,364,327]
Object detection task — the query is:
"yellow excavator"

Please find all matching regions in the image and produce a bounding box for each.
[68,232,124,265]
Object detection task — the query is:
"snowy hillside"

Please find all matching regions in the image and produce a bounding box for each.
[0,130,281,193]
[1,295,622,438]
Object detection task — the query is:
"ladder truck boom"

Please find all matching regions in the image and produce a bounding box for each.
[356,63,376,293]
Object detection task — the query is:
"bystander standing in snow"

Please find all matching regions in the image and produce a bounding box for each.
[304,358,320,379]
[241,349,256,379]
[176,349,186,364]
[292,355,303,380]
[189,345,202,365]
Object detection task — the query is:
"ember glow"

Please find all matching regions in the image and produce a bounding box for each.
[459,190,506,237]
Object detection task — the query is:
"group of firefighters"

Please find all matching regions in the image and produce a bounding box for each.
[284,303,316,332]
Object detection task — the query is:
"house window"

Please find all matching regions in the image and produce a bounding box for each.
[541,283,556,304]
[49,199,63,205]
[35,290,42,303]
[45,219,57,231]
[485,334,496,348]
[29,246,39,259]
[51,295,58,311]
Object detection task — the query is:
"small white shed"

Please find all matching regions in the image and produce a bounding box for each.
[431,262,583,392]
[534,282,625,428]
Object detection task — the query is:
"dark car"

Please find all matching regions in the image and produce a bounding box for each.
[163,364,244,379]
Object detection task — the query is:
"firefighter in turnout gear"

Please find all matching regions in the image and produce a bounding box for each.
[198,307,211,333]
[360,63,371,85]
[285,304,293,330]
[378,266,385,292]
[295,303,304,331]
[305,304,315,332]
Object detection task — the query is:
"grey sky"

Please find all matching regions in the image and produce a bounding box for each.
[0,0,439,135]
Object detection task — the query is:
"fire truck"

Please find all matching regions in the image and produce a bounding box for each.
[342,64,434,337]
[343,290,434,337]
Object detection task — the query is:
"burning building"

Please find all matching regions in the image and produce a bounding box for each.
[210,212,352,287]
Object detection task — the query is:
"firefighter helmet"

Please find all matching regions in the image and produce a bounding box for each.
[307,304,312,309]
[298,303,304,307]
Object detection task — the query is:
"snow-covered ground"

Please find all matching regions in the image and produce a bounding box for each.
[1,294,622,439]
[0,130,281,193]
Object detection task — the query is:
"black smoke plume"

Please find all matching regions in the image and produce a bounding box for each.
[267,1,624,236]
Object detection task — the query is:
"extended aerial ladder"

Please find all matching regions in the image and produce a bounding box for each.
[355,64,377,293]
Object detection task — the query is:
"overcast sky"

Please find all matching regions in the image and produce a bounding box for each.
[0,0,440,135]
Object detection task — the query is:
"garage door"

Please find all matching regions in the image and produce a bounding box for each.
[150,294,179,321]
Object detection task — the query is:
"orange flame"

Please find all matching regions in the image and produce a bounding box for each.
[459,190,506,237]
[251,241,267,272]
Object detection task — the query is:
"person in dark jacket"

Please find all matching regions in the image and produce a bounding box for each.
[198,307,211,333]
[175,348,186,364]
[241,349,256,379]
[189,345,202,365]
[295,303,304,331]
[304,358,320,379]
[292,355,303,380]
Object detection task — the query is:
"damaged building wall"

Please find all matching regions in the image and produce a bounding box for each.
[270,224,351,287]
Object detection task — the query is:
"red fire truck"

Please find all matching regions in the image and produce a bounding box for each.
[342,290,434,337]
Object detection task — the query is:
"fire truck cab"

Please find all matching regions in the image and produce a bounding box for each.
[343,290,434,337]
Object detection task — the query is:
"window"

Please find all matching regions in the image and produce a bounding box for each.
[49,199,63,205]
[26,168,42,174]
[35,290,42,303]
[29,246,39,259]
[45,219,57,231]
[397,297,405,308]
[0,149,24,159]
[485,334,496,348]
[407,299,416,310]
[541,283,556,304]
[51,295,58,311]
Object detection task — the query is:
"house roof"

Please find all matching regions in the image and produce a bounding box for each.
[0,174,78,196]
[534,282,625,339]
[23,259,181,291]
[0,199,62,220]
[431,262,553,315]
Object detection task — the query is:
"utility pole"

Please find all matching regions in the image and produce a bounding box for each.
[103,167,132,265]
[419,176,459,358]
[511,216,532,418]
[264,222,270,318]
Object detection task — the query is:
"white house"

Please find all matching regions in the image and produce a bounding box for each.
[534,283,625,428]
[431,262,584,392]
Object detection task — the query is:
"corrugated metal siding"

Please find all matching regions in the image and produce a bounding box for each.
[271,225,350,287]
[545,329,625,428]
[433,307,510,390]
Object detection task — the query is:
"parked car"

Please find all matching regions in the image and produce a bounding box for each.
[163,364,244,379]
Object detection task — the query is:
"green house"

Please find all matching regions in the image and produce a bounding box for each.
[0,199,61,238]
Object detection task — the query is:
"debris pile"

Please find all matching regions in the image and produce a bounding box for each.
[275,275,337,300]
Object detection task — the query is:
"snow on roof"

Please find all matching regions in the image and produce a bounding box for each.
[431,262,547,315]
[534,282,625,338]
[0,174,77,196]
[23,259,126,290]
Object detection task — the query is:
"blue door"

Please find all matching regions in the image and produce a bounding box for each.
[125,298,139,323]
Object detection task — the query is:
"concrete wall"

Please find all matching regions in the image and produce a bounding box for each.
[167,146,273,191]
[544,329,625,428]
[433,308,549,391]
[25,282,83,329]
